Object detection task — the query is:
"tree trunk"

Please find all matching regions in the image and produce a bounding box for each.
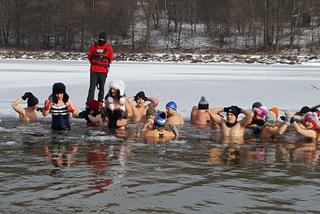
[145,13,151,51]
[176,22,182,48]
[290,0,302,50]
[131,21,135,52]
[275,0,281,52]
[80,0,85,51]
[249,0,257,51]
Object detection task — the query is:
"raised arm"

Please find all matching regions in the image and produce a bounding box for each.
[239,108,254,127]
[127,97,140,120]
[125,100,133,118]
[208,108,224,126]
[291,121,317,139]
[288,108,317,139]
[147,96,159,108]
[272,111,295,136]
[267,122,289,137]
[11,97,25,115]
[42,98,52,117]
[190,106,197,122]
[277,122,290,135]
[310,104,320,111]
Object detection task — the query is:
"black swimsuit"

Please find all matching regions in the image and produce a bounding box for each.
[51,103,71,130]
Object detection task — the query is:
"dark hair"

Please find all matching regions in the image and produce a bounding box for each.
[252,101,262,110]
[298,106,311,115]
[51,82,69,103]
[134,91,147,101]
[27,96,39,107]
[106,88,120,101]
[52,93,69,104]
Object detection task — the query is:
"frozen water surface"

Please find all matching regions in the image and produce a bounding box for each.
[0,59,319,213]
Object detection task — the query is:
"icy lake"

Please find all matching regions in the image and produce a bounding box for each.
[0,59,319,213]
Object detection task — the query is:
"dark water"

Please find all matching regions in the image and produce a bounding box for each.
[0,119,320,214]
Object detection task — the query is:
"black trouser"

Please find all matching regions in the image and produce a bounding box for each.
[87,72,108,102]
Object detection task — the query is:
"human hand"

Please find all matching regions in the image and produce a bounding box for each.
[290,117,300,124]
[44,100,52,111]
[22,92,33,100]
[233,106,242,113]
[37,107,44,112]
[78,110,88,119]
[67,104,75,113]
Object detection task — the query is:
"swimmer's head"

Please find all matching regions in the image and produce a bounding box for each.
[166,101,177,111]
[146,106,157,118]
[154,111,167,127]
[252,101,262,110]
[265,111,277,126]
[198,96,209,110]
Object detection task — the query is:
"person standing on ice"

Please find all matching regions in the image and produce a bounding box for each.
[87,32,113,102]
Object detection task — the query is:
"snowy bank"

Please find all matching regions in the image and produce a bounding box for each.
[1,49,320,65]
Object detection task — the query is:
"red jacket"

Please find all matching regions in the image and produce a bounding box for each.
[88,41,113,73]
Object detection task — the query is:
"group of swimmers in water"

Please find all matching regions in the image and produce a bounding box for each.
[8,78,320,143]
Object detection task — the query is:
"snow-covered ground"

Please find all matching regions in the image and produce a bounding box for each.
[1,49,320,64]
[1,59,320,120]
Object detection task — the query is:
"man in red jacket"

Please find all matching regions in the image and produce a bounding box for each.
[87,32,113,102]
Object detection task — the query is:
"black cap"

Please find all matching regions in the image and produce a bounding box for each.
[198,96,209,110]
[52,82,66,95]
[225,106,241,118]
[99,32,107,40]
[51,82,69,103]
[27,95,39,107]
[297,106,317,115]
[134,91,147,101]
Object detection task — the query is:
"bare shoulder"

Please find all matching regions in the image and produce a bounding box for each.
[67,99,74,105]
[178,112,184,118]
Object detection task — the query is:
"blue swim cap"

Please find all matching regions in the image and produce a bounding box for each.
[154,111,167,126]
[166,101,177,111]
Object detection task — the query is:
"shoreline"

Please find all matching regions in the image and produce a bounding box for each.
[1,49,320,65]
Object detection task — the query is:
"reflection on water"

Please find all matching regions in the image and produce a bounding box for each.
[0,119,320,213]
[44,142,78,168]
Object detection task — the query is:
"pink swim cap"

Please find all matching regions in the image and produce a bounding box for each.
[254,106,268,118]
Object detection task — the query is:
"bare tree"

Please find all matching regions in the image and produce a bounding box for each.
[290,0,303,50]
[0,0,319,53]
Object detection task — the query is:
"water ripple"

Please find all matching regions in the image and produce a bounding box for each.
[0,120,320,213]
